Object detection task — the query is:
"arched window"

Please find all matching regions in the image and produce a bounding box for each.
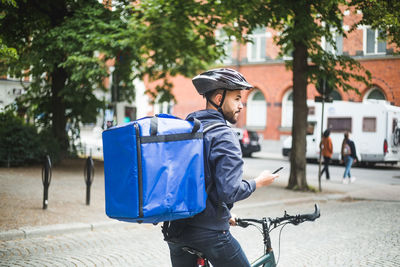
[330,90,342,101]
[364,87,386,101]
[281,89,293,127]
[246,90,267,128]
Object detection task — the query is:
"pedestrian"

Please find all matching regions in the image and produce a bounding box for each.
[320,129,333,180]
[341,131,358,184]
[164,68,279,267]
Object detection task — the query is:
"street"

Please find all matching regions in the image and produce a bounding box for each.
[1,157,399,266]
[243,156,400,186]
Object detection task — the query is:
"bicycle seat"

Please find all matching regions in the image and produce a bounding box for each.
[182,246,206,258]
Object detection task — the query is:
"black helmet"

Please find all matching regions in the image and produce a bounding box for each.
[192,68,253,95]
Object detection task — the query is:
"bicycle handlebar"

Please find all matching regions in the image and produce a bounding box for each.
[271,204,320,225]
[236,204,320,228]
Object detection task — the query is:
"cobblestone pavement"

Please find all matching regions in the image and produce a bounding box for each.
[1,200,399,267]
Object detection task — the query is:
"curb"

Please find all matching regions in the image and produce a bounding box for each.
[0,193,348,242]
[0,220,132,242]
[252,152,286,161]
[234,193,349,210]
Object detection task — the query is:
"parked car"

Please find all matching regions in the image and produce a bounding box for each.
[232,128,261,157]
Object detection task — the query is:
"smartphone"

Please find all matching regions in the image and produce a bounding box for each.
[272,167,283,174]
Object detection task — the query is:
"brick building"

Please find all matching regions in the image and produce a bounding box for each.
[147,11,400,141]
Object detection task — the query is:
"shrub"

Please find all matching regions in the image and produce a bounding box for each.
[0,112,60,167]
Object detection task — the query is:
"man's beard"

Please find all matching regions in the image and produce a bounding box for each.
[226,111,239,124]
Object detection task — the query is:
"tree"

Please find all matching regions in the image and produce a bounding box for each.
[0,0,138,155]
[266,1,370,190]
[1,0,372,181]
[0,0,232,157]
[351,0,400,48]
[127,0,234,101]
[0,0,17,65]
[213,0,371,190]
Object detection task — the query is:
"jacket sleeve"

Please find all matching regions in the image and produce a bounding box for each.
[328,138,333,154]
[341,140,345,158]
[350,141,358,160]
[208,128,256,204]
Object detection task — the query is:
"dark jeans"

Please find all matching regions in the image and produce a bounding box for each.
[167,226,250,267]
[321,156,331,179]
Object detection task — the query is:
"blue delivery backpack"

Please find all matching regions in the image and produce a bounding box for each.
[102,114,221,224]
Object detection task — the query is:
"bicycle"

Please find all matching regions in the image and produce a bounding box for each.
[182,204,320,267]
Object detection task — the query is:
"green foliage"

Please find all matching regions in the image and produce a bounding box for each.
[131,0,226,79]
[0,0,138,152]
[129,0,235,99]
[0,0,374,168]
[351,0,400,48]
[0,111,61,167]
[0,0,18,66]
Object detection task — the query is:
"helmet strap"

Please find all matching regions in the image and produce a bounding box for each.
[206,89,227,120]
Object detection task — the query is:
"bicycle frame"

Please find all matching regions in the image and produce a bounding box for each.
[251,251,276,267]
[248,217,276,267]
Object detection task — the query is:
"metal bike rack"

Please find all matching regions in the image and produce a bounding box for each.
[42,155,52,210]
[84,156,94,205]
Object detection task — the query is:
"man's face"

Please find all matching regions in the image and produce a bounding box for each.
[221,90,243,124]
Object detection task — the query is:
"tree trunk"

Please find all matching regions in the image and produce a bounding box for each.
[51,66,69,155]
[287,41,309,190]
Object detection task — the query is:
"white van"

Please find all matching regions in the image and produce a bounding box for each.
[282,100,400,165]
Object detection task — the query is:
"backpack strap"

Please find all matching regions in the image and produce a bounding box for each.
[202,122,228,194]
[203,122,227,134]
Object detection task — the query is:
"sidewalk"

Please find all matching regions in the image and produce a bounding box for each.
[0,144,397,241]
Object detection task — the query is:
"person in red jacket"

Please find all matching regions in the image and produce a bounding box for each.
[320,129,333,180]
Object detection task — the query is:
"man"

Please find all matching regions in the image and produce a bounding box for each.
[166,68,279,266]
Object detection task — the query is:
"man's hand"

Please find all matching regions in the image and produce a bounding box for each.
[229,213,237,226]
[255,170,279,189]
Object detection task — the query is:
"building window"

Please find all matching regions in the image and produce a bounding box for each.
[393,118,398,133]
[154,92,174,114]
[246,90,267,128]
[322,27,343,55]
[364,87,386,101]
[216,29,234,64]
[307,122,316,135]
[247,27,267,62]
[363,117,376,132]
[327,117,352,132]
[7,69,21,81]
[308,106,315,115]
[364,27,386,55]
[154,101,173,114]
[281,90,293,127]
